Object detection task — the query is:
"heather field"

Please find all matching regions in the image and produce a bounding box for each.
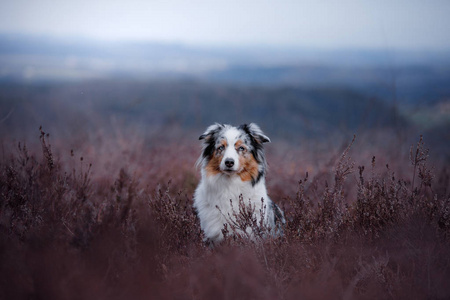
[1,81,450,299]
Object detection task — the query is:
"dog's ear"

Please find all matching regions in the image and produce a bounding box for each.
[240,123,271,144]
[199,123,224,141]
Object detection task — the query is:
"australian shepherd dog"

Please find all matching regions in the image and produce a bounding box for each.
[194,123,285,245]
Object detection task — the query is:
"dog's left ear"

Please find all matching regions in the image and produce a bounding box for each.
[240,123,271,144]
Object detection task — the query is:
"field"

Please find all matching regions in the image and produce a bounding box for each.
[1,80,449,299]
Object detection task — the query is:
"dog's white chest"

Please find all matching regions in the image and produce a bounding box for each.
[194,173,270,243]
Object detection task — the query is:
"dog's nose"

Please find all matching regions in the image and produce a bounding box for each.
[224,158,234,168]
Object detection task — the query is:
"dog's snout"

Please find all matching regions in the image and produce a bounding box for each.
[224,158,234,168]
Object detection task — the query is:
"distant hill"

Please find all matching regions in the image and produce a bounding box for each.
[205,64,450,106]
[0,80,403,140]
[1,34,450,107]
[0,34,448,154]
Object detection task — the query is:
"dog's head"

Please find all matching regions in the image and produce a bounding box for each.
[197,123,270,185]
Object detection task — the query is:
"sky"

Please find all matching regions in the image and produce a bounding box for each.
[1,0,450,50]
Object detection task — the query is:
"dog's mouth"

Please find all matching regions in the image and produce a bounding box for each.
[221,165,245,176]
[221,167,236,174]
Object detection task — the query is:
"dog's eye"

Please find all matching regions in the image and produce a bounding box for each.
[217,145,225,151]
[238,146,245,152]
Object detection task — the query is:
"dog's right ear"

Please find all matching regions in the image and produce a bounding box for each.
[199,123,223,141]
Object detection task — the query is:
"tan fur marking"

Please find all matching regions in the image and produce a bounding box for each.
[205,154,221,176]
[205,140,227,177]
[238,153,259,182]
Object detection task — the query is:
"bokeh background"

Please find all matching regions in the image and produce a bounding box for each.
[1,1,449,186]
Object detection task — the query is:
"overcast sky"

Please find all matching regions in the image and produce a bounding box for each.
[1,0,449,50]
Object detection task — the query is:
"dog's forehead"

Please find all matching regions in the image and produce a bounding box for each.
[218,126,248,145]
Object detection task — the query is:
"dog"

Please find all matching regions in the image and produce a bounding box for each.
[194,123,285,245]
